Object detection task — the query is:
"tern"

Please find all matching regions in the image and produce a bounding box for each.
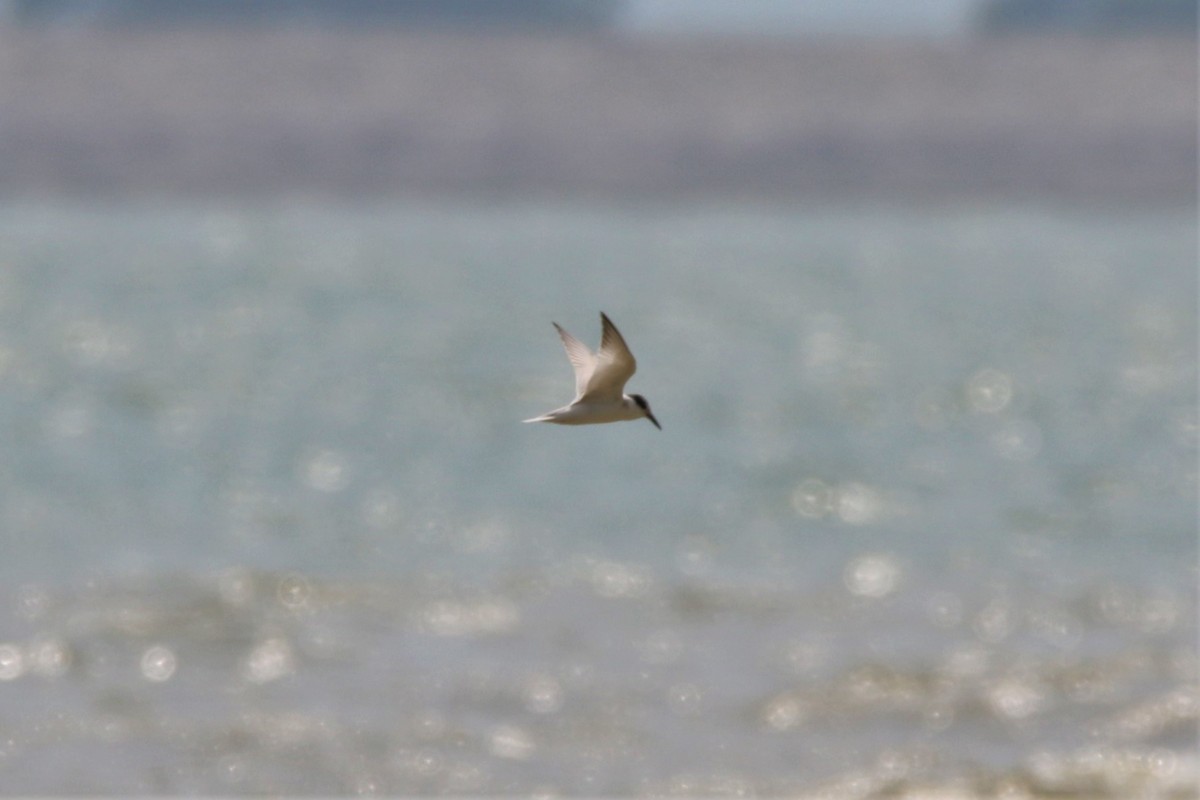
[525,312,661,430]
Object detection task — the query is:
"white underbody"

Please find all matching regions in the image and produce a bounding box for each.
[526,396,644,425]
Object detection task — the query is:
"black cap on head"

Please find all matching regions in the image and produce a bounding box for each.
[630,394,661,429]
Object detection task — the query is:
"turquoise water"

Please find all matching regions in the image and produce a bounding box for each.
[0,202,1194,795]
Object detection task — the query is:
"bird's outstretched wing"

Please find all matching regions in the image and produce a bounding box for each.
[579,312,637,403]
[553,322,596,401]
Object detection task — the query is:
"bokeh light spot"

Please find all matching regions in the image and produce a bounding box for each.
[243,638,295,684]
[301,449,351,493]
[843,554,900,598]
[835,482,883,525]
[28,636,70,679]
[140,645,178,682]
[991,418,1043,461]
[986,675,1046,719]
[523,674,564,715]
[790,478,833,518]
[276,572,312,612]
[489,724,535,760]
[590,560,653,598]
[761,692,805,731]
[0,644,25,681]
[966,368,1014,413]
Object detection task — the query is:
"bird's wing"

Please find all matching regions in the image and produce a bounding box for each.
[579,312,637,403]
[553,322,596,401]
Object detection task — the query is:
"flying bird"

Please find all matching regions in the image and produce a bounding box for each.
[525,312,660,430]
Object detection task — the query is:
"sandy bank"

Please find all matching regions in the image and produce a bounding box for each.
[0,29,1194,203]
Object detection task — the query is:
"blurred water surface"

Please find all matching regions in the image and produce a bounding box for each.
[0,201,1195,795]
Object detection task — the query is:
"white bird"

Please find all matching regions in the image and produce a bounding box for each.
[525,312,660,430]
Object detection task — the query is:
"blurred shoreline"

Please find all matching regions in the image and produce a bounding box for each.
[0,29,1194,205]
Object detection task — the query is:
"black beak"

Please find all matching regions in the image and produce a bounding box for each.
[646,411,661,430]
